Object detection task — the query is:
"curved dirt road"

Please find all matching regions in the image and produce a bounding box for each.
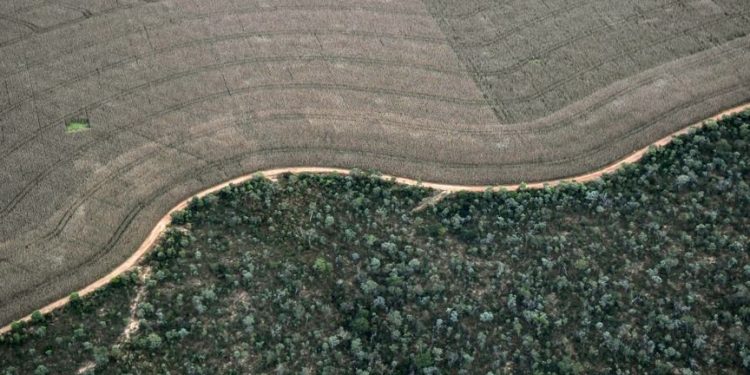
[2,104,747,334]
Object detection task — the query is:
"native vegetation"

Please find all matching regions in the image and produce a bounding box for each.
[2,111,749,373]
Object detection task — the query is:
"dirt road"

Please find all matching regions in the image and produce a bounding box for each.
[2,103,746,335]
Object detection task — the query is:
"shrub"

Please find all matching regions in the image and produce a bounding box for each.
[313,258,333,275]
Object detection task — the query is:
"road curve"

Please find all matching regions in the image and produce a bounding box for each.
[2,103,748,335]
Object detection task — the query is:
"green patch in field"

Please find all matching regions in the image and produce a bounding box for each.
[65,118,90,133]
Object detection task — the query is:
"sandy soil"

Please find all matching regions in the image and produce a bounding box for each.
[1,103,747,335]
[119,266,151,343]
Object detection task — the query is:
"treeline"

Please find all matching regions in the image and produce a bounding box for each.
[1,110,749,374]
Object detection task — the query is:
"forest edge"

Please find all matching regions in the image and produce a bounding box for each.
[2,102,749,335]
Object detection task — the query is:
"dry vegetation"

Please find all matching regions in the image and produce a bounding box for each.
[0,0,748,328]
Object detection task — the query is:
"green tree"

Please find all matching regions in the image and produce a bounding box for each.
[313,258,333,275]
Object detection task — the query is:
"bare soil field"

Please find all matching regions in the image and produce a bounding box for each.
[0,0,748,326]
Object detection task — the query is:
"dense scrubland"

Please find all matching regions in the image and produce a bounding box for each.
[2,111,750,374]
